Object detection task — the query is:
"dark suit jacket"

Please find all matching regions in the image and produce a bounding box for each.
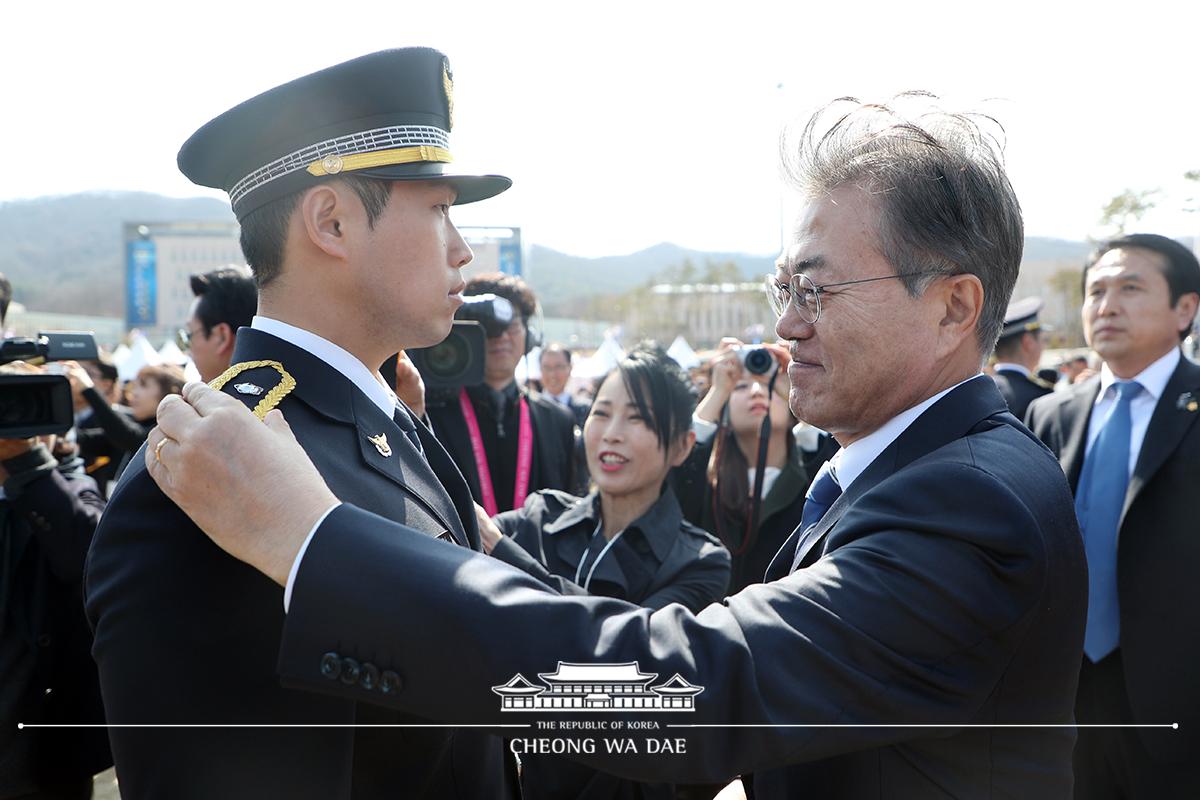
[991,367,1054,421]
[427,384,577,509]
[84,328,516,799]
[1,448,111,794]
[274,376,1088,799]
[1025,352,1200,762]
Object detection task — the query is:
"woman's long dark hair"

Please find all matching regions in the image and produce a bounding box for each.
[595,342,696,456]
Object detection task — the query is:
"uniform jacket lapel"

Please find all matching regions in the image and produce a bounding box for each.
[230,329,469,547]
[1122,356,1200,525]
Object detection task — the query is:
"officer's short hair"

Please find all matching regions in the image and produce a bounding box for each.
[540,343,572,366]
[238,175,393,288]
[190,267,258,333]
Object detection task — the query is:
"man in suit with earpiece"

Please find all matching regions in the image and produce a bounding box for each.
[426,272,578,513]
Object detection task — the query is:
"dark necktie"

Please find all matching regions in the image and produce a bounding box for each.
[790,461,842,571]
[393,405,425,458]
[1075,379,1141,662]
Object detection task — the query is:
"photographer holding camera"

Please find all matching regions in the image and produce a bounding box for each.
[426,273,578,512]
[673,339,835,592]
[1,361,111,798]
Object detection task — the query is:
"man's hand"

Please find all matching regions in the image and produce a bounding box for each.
[473,502,503,554]
[146,383,339,586]
[394,350,427,419]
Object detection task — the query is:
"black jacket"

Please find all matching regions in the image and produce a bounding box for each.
[275,376,1087,799]
[85,328,517,799]
[1026,353,1200,762]
[427,382,578,510]
[1,446,111,795]
[991,367,1054,422]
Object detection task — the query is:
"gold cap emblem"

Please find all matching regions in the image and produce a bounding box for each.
[321,155,344,175]
[442,59,454,131]
[367,432,392,458]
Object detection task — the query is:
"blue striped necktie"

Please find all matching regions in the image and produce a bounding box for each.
[1075,379,1141,662]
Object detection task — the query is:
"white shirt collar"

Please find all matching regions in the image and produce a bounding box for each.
[832,374,986,492]
[251,315,397,418]
[1096,347,1180,406]
[993,362,1030,378]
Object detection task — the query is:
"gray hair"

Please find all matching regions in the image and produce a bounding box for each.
[781,93,1023,355]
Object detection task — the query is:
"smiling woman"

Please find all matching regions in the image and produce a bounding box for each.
[475,342,731,800]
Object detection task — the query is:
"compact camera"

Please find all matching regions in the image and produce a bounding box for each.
[734,345,777,376]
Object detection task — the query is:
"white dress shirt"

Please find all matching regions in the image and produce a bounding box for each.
[1085,347,1180,479]
[831,374,986,492]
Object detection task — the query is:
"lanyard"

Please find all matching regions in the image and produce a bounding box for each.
[459,387,533,516]
[574,517,627,591]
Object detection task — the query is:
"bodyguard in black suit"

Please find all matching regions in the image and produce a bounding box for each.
[84,49,517,798]
[148,97,1090,799]
[990,296,1055,420]
[1026,233,1200,798]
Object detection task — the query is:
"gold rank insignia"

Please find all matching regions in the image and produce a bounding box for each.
[367,432,392,458]
[210,360,296,420]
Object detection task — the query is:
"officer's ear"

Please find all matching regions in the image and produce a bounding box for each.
[297,183,350,261]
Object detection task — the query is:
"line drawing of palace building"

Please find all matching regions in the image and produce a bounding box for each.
[492,662,704,712]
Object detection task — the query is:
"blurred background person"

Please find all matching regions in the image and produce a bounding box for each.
[70,357,125,493]
[476,342,730,800]
[538,342,590,427]
[427,273,578,512]
[674,340,834,593]
[180,267,257,383]
[990,296,1055,420]
[68,363,185,483]
[0,362,111,799]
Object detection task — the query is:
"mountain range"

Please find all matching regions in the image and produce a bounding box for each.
[1,191,1106,320]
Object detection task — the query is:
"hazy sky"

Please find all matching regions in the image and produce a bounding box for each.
[5,0,1198,257]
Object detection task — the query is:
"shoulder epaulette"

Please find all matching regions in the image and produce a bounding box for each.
[210,360,297,420]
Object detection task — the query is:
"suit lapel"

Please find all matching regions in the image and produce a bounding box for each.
[1122,357,1200,523]
[768,376,1012,577]
[1058,378,1101,491]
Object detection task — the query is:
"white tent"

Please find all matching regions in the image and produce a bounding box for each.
[157,339,187,365]
[666,335,701,369]
[117,331,162,382]
[574,334,625,379]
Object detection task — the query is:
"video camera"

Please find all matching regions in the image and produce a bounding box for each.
[405,294,518,403]
[0,331,99,438]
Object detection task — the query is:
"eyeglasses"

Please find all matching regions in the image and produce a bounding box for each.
[765,271,942,324]
[175,325,205,351]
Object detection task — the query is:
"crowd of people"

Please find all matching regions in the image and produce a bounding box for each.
[2,46,1198,800]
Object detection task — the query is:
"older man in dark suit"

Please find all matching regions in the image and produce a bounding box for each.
[1026,233,1200,798]
[146,96,1089,799]
[84,49,517,799]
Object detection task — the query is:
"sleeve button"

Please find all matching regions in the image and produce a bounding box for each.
[319,652,342,680]
[380,670,403,695]
[360,662,380,691]
[340,657,361,685]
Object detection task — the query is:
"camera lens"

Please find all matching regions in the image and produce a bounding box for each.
[424,331,471,380]
[742,347,774,375]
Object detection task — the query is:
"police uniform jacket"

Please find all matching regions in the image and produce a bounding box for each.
[1025,352,1200,762]
[272,375,1088,799]
[991,366,1054,421]
[85,327,516,799]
